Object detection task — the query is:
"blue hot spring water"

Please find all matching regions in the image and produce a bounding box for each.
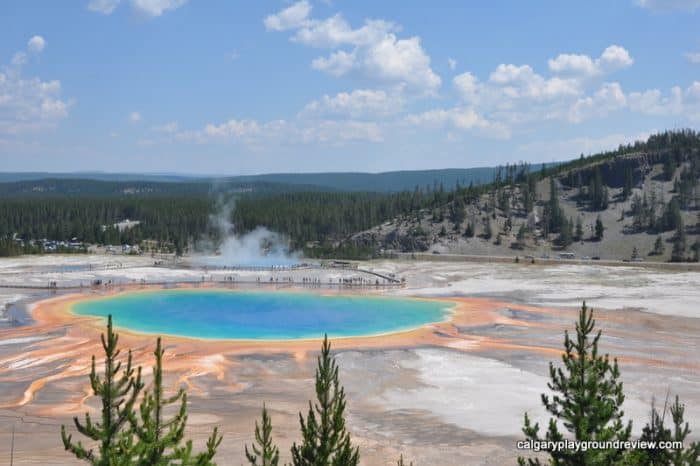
[71,289,452,340]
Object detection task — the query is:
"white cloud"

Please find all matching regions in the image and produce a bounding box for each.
[686,52,700,64]
[11,35,47,66]
[312,50,356,76]
[293,16,398,48]
[129,111,142,122]
[599,45,634,70]
[568,82,627,123]
[265,3,441,93]
[449,45,659,130]
[687,81,700,99]
[264,0,312,31]
[132,0,186,16]
[488,64,581,100]
[298,119,383,144]
[175,117,382,147]
[628,87,683,115]
[301,89,404,118]
[634,0,700,11]
[548,45,633,77]
[405,107,510,139]
[0,38,69,135]
[627,82,700,121]
[87,0,186,17]
[453,72,479,102]
[88,0,121,14]
[202,119,260,139]
[448,58,457,70]
[27,36,46,54]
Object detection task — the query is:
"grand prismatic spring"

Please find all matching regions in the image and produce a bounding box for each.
[71,289,453,340]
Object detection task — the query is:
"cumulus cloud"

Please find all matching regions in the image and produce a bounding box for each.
[488,64,581,100]
[27,36,46,54]
[298,119,383,144]
[264,0,312,31]
[301,89,404,118]
[175,117,382,147]
[445,45,689,129]
[568,82,627,123]
[87,0,186,17]
[405,107,510,139]
[87,0,121,14]
[129,111,142,122]
[634,0,700,11]
[0,37,70,135]
[548,45,633,77]
[11,35,47,66]
[264,1,441,93]
[686,52,700,64]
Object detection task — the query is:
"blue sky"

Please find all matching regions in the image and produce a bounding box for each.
[1,0,699,175]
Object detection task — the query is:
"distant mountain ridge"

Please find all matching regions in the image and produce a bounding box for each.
[216,168,504,192]
[0,166,551,193]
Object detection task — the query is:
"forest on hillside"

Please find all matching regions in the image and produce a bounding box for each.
[1,130,698,260]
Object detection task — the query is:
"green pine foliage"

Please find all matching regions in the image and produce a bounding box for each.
[622,395,700,465]
[130,337,221,465]
[291,335,360,466]
[518,302,632,465]
[61,315,144,465]
[653,236,665,255]
[61,317,221,466]
[245,404,280,466]
[595,215,605,241]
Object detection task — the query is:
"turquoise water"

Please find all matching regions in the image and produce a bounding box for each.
[71,289,452,340]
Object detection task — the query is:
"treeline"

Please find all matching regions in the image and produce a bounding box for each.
[0,197,212,253]
[554,128,700,180]
[232,189,461,250]
[2,129,699,259]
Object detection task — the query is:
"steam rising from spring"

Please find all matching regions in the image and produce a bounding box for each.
[200,197,298,267]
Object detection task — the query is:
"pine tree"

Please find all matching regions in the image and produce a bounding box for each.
[175,429,221,466]
[595,215,605,241]
[653,236,665,256]
[130,337,221,465]
[668,396,700,465]
[291,335,360,466]
[518,302,632,465]
[61,315,144,465]
[622,167,633,201]
[483,218,493,240]
[547,177,563,233]
[463,223,475,238]
[574,217,583,242]
[557,216,573,248]
[671,220,687,262]
[623,395,700,465]
[246,404,280,466]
